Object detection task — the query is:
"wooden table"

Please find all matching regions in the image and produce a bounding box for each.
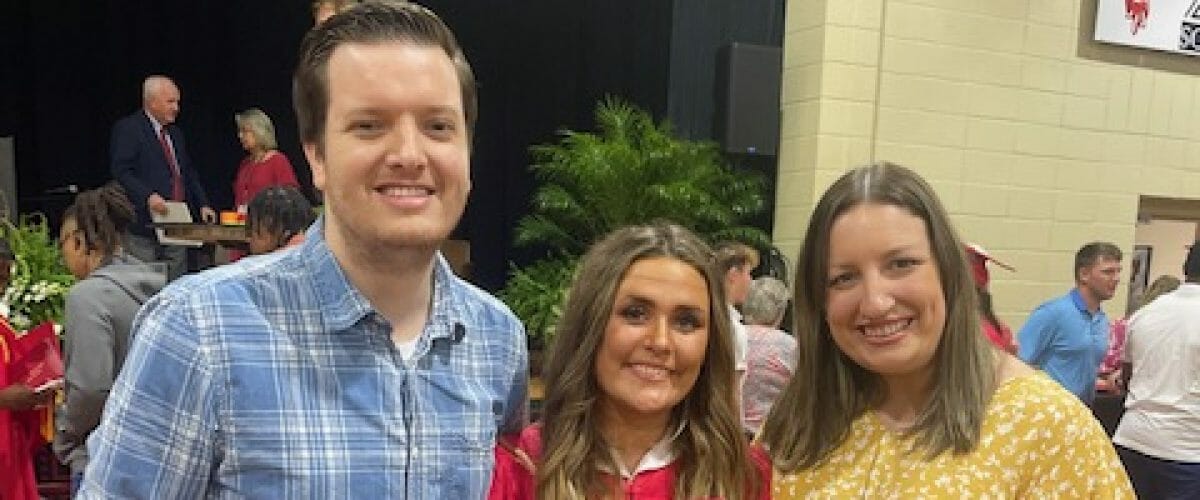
[154,223,248,246]
[153,223,472,277]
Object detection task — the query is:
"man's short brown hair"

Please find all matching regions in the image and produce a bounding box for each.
[293,1,477,155]
[1074,241,1122,282]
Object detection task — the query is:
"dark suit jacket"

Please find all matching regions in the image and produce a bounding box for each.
[109,111,210,237]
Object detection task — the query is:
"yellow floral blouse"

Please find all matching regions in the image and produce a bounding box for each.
[773,372,1133,499]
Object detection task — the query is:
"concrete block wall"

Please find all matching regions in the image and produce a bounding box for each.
[776,0,1200,328]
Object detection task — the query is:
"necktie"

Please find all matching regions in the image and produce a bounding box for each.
[158,128,185,201]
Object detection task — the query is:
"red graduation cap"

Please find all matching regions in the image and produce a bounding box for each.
[965,243,1014,289]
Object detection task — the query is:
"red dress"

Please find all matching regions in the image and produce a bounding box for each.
[230,151,300,260]
[232,151,300,210]
[0,318,44,500]
[489,425,772,499]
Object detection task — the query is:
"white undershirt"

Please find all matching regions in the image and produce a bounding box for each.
[604,421,687,479]
[395,336,419,363]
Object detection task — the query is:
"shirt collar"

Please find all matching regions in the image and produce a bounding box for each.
[1068,288,1091,314]
[144,110,165,135]
[426,252,466,343]
[299,217,466,339]
[604,420,687,479]
[1068,288,1108,319]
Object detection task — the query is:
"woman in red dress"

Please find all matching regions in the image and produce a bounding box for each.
[230,108,300,260]
[233,108,300,214]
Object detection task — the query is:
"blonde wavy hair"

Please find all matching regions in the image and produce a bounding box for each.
[234,108,279,152]
[537,222,756,498]
[1132,275,1181,312]
[760,162,997,470]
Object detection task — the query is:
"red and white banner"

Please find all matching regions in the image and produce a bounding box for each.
[1095,0,1200,56]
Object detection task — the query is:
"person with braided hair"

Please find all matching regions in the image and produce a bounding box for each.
[245,185,315,255]
[52,182,165,493]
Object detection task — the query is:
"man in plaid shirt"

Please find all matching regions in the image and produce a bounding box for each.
[79,2,527,498]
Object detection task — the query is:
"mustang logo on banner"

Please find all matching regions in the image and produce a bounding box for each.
[1096,0,1200,55]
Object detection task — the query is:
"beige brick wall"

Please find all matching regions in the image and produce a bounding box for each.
[776,0,1200,327]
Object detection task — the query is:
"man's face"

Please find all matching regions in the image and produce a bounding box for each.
[238,127,259,152]
[147,81,181,125]
[1079,256,1122,302]
[247,227,278,255]
[725,264,753,306]
[305,42,470,251]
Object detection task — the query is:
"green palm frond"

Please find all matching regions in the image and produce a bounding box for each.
[497,257,576,348]
[513,216,583,254]
[501,97,769,344]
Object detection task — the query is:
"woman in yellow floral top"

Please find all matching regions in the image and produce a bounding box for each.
[759,163,1133,498]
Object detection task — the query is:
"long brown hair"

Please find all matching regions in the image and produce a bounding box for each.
[760,162,996,470]
[537,222,755,498]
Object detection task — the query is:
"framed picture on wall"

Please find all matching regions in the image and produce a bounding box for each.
[1127,245,1153,313]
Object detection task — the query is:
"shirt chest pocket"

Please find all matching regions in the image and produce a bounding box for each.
[409,363,499,497]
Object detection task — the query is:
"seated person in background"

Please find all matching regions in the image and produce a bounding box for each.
[741,276,796,437]
[490,222,769,499]
[245,186,315,255]
[53,182,166,493]
[760,162,1132,498]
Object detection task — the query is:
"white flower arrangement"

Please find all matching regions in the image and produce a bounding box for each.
[2,214,75,333]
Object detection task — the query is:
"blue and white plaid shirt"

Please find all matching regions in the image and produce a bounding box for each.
[79,223,528,499]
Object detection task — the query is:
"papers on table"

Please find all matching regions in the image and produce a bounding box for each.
[152,201,203,247]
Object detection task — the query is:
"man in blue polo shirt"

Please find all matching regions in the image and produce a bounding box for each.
[1019,242,1122,404]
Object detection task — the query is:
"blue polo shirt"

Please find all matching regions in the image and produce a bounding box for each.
[1018,289,1109,403]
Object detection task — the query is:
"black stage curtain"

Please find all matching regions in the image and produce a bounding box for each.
[3,0,781,292]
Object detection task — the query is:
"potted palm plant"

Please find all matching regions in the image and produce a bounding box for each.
[500,97,768,354]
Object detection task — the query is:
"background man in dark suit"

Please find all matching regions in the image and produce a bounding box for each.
[110,75,216,280]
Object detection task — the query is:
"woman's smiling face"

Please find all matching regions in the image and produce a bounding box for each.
[823,202,946,379]
[594,256,710,420]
